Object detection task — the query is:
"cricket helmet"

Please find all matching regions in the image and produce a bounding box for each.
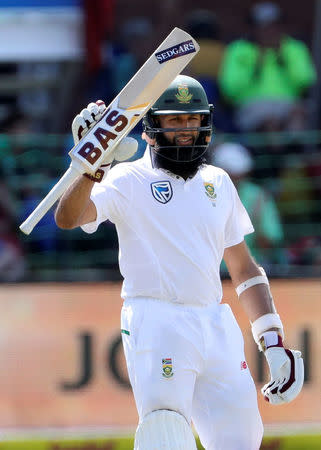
[143,75,213,163]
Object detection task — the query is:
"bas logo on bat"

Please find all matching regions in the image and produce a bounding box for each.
[77,109,128,165]
[155,40,196,64]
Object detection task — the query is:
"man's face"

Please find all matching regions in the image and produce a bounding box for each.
[143,111,208,179]
[158,113,201,146]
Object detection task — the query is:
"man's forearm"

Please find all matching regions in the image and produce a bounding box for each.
[233,267,283,345]
[55,175,95,229]
[238,282,277,323]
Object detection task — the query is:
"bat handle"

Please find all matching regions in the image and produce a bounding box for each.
[19,165,81,235]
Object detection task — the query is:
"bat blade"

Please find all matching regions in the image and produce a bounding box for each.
[19,27,199,235]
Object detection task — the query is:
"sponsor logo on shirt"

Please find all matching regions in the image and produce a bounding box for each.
[155,40,196,64]
[151,181,173,204]
[162,358,174,378]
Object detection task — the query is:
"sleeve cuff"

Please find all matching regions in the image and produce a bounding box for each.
[224,226,254,248]
[81,220,98,234]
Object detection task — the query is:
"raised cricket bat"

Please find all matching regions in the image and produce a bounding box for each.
[19,27,199,235]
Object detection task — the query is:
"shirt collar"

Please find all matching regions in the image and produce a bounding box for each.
[142,145,153,167]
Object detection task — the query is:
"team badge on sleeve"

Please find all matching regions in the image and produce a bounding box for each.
[151,181,173,204]
[162,358,174,378]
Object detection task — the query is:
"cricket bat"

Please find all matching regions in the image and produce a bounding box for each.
[19,28,199,235]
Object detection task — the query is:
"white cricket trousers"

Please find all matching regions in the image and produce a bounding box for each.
[121,297,263,450]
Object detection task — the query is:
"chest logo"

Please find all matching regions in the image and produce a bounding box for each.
[151,181,173,204]
[204,182,217,201]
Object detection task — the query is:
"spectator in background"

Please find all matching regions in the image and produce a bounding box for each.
[214,142,285,268]
[0,63,17,126]
[19,174,59,254]
[112,17,154,94]
[288,236,321,275]
[277,153,316,223]
[0,112,34,182]
[1,113,59,256]
[185,9,225,103]
[88,17,154,104]
[84,0,115,75]
[16,62,61,132]
[218,1,316,134]
[185,9,236,132]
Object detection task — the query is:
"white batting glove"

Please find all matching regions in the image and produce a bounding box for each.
[260,331,304,405]
[71,100,138,182]
[72,100,106,145]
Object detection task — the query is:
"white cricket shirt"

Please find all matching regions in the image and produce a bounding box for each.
[82,148,254,305]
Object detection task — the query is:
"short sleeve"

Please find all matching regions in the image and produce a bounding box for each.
[81,164,132,234]
[224,175,254,248]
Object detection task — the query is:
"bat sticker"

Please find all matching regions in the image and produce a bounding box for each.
[155,40,196,64]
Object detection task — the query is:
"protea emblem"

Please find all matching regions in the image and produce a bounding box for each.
[175,84,193,103]
[204,182,217,200]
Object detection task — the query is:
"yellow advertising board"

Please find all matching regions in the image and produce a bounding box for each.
[0,280,320,430]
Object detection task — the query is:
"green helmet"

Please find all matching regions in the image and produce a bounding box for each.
[143,75,213,163]
[150,74,211,115]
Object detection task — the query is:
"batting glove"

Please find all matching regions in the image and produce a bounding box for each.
[72,100,137,182]
[260,331,304,405]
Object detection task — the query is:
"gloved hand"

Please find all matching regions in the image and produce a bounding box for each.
[260,331,304,405]
[72,100,138,182]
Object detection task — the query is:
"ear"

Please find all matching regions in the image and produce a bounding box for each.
[142,132,156,146]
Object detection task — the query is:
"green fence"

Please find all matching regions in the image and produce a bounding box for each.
[1,131,320,281]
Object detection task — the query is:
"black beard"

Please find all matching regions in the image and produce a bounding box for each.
[152,147,206,180]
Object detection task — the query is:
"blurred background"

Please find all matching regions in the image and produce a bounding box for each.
[0,0,320,449]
